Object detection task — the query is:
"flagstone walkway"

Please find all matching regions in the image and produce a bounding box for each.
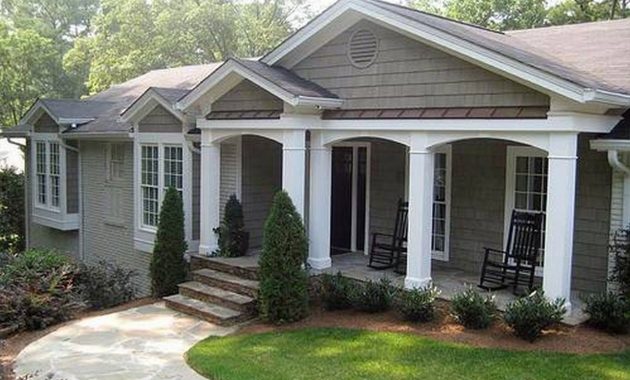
[15,302,236,380]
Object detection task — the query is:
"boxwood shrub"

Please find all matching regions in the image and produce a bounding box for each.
[397,285,440,323]
[451,288,496,329]
[504,291,566,342]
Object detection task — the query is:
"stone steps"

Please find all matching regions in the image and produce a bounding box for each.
[190,255,259,280]
[165,259,260,326]
[164,294,247,326]
[178,281,256,312]
[193,268,260,298]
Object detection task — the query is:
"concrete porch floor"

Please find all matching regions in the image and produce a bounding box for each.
[194,251,587,325]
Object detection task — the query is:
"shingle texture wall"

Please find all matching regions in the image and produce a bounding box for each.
[241,136,282,248]
[293,20,550,110]
[81,141,152,295]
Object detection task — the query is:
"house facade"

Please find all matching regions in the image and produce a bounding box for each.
[3,0,630,311]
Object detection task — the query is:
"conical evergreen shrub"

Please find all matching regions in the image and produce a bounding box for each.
[258,190,309,324]
[150,187,187,297]
[214,194,249,257]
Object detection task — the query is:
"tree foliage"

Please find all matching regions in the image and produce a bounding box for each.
[214,194,249,257]
[407,0,628,30]
[150,187,187,297]
[258,190,309,324]
[0,166,25,254]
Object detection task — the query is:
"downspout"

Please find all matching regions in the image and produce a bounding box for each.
[186,139,201,154]
[608,150,630,226]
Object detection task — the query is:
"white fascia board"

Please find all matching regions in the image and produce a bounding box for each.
[178,60,298,110]
[178,60,341,111]
[61,132,133,141]
[264,0,630,107]
[591,139,630,152]
[121,89,185,123]
[58,118,95,125]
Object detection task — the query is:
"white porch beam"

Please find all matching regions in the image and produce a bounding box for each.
[282,129,307,217]
[308,130,332,269]
[199,131,221,256]
[405,132,434,289]
[542,132,578,309]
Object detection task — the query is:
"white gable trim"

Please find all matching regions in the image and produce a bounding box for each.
[121,88,185,123]
[177,60,343,111]
[262,0,630,107]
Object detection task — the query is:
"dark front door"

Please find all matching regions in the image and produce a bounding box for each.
[330,146,368,255]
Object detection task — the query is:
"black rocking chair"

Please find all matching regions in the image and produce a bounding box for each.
[478,210,544,294]
[368,199,408,270]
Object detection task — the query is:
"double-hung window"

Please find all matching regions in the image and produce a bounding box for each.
[139,144,184,229]
[34,139,61,210]
[431,147,451,261]
[506,147,548,270]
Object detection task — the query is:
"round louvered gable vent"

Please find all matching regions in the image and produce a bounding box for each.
[348,29,378,68]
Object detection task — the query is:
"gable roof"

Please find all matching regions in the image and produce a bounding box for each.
[262,0,630,106]
[120,87,190,123]
[177,58,342,110]
[507,18,630,94]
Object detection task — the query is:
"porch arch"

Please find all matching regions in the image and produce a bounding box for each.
[425,132,551,153]
[208,129,285,146]
[322,130,410,148]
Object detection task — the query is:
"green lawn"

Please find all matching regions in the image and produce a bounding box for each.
[186,328,630,380]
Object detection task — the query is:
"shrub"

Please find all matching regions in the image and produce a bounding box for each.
[258,191,309,324]
[584,292,630,334]
[320,272,353,310]
[76,261,137,310]
[150,187,187,297]
[504,291,566,342]
[0,265,81,331]
[451,288,496,329]
[214,194,249,257]
[0,248,70,285]
[351,277,397,313]
[611,227,630,300]
[397,285,440,323]
[0,166,25,254]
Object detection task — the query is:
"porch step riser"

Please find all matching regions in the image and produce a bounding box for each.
[190,256,259,281]
[165,298,252,326]
[179,285,256,313]
[193,272,259,298]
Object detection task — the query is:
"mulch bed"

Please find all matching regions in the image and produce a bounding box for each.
[240,301,630,355]
[0,298,156,380]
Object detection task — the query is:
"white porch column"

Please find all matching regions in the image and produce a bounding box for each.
[308,130,332,269]
[405,133,434,289]
[282,129,307,217]
[543,132,578,309]
[199,130,221,256]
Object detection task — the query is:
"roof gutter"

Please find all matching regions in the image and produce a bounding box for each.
[607,150,630,175]
[296,96,344,109]
[61,132,134,141]
[6,137,26,148]
[583,89,630,107]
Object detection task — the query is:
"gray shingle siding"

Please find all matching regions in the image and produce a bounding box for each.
[137,105,182,133]
[241,136,282,248]
[212,80,283,112]
[66,147,79,214]
[292,20,550,110]
[33,113,58,133]
[81,141,152,295]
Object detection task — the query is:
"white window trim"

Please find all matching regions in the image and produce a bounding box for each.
[31,134,65,213]
[30,133,78,230]
[431,145,451,262]
[504,145,548,276]
[134,132,193,252]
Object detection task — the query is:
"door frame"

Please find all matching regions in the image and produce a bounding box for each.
[331,142,371,254]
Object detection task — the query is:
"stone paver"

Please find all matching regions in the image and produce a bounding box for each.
[15,302,237,380]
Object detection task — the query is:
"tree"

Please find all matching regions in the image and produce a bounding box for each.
[258,191,309,324]
[0,22,58,127]
[214,194,249,257]
[0,166,25,254]
[150,187,187,297]
[408,0,547,30]
[546,0,627,25]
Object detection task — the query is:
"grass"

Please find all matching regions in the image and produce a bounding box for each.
[186,328,630,380]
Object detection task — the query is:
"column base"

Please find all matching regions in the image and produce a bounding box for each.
[199,244,218,257]
[308,257,332,270]
[404,276,432,290]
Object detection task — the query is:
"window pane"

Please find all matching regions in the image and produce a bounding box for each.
[49,143,60,207]
[431,152,448,254]
[36,142,47,204]
[164,146,183,193]
[141,145,159,227]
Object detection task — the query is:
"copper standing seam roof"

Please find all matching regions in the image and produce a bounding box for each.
[322,106,549,120]
[206,110,282,120]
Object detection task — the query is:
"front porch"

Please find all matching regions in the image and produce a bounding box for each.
[191,252,587,325]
